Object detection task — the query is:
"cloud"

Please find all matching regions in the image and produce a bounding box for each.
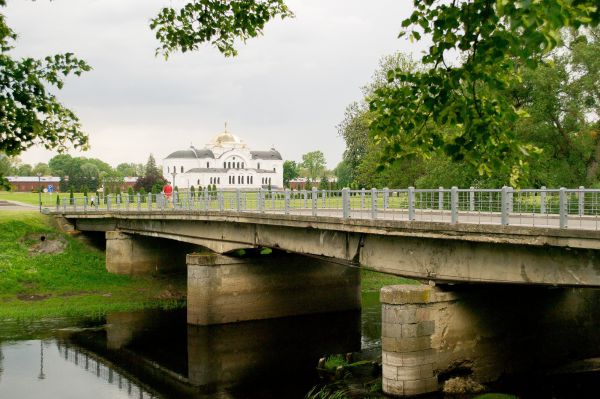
[5,0,423,168]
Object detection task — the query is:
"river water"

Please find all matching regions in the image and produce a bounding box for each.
[0,291,597,398]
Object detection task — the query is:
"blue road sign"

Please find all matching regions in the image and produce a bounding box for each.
[48,184,54,193]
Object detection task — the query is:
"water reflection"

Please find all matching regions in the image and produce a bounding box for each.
[0,308,362,399]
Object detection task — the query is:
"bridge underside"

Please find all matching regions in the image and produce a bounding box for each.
[70,214,600,286]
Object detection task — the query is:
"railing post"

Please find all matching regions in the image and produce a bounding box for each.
[83,196,87,212]
[438,186,444,210]
[218,189,224,212]
[56,197,59,212]
[371,188,378,219]
[342,188,350,219]
[125,194,130,211]
[303,190,308,208]
[148,193,153,210]
[540,186,546,214]
[469,186,475,211]
[507,187,514,213]
[236,189,241,212]
[107,194,111,211]
[408,186,415,221]
[285,189,290,215]
[62,198,67,212]
[579,186,585,216]
[311,187,317,216]
[559,187,568,228]
[361,188,365,209]
[258,188,264,213]
[322,189,326,207]
[383,188,389,210]
[137,193,141,212]
[451,186,458,223]
[501,186,509,225]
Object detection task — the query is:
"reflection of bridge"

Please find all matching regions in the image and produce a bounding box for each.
[56,341,158,399]
[52,187,600,397]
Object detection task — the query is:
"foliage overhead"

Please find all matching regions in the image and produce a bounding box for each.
[0,2,91,157]
[368,0,599,185]
[150,0,294,57]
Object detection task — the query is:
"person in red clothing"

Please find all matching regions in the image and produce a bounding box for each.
[163,181,173,207]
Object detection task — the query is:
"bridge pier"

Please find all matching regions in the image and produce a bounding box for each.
[186,252,361,325]
[381,284,600,396]
[105,231,193,275]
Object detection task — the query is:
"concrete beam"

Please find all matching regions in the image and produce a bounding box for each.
[187,252,361,325]
[66,212,600,286]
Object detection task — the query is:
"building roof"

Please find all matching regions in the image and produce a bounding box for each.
[7,176,61,182]
[250,150,282,160]
[165,147,215,159]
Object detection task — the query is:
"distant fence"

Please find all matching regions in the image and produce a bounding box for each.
[49,186,600,230]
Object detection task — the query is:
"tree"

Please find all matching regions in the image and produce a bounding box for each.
[333,160,351,189]
[300,151,326,182]
[283,160,299,187]
[318,175,329,190]
[0,1,90,158]
[32,163,51,176]
[116,163,140,177]
[135,154,166,192]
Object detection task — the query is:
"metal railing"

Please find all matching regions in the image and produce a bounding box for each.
[49,186,600,230]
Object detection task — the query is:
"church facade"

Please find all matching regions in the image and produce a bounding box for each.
[162,128,283,189]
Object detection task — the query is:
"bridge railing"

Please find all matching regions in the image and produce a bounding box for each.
[50,186,600,230]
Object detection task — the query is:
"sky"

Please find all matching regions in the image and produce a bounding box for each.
[4,0,423,169]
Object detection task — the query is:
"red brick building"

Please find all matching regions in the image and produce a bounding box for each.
[7,176,61,192]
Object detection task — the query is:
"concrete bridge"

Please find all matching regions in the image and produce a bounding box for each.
[52,187,600,397]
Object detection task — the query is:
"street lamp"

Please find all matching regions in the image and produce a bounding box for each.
[37,173,42,212]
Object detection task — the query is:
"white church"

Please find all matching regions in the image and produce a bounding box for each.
[162,127,283,190]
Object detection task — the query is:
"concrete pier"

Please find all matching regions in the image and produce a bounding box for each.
[187,252,361,325]
[105,231,195,275]
[381,284,600,396]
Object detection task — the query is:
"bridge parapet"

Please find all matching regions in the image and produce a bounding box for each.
[48,187,600,230]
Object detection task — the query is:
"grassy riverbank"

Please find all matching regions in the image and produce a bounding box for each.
[0,208,415,320]
[0,211,185,320]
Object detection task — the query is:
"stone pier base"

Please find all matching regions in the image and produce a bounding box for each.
[381,285,439,396]
[187,252,361,325]
[381,284,600,397]
[105,231,194,275]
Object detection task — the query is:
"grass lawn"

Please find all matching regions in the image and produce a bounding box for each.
[0,211,185,320]
[0,191,69,207]
[361,268,418,292]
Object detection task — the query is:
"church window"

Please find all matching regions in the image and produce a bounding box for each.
[242,162,244,169]
[258,163,261,169]
[167,166,169,173]
[180,166,184,173]
[197,179,200,185]
[273,167,276,172]
[207,162,209,168]
[218,177,220,184]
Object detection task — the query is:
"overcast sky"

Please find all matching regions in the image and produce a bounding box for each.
[5,0,423,169]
